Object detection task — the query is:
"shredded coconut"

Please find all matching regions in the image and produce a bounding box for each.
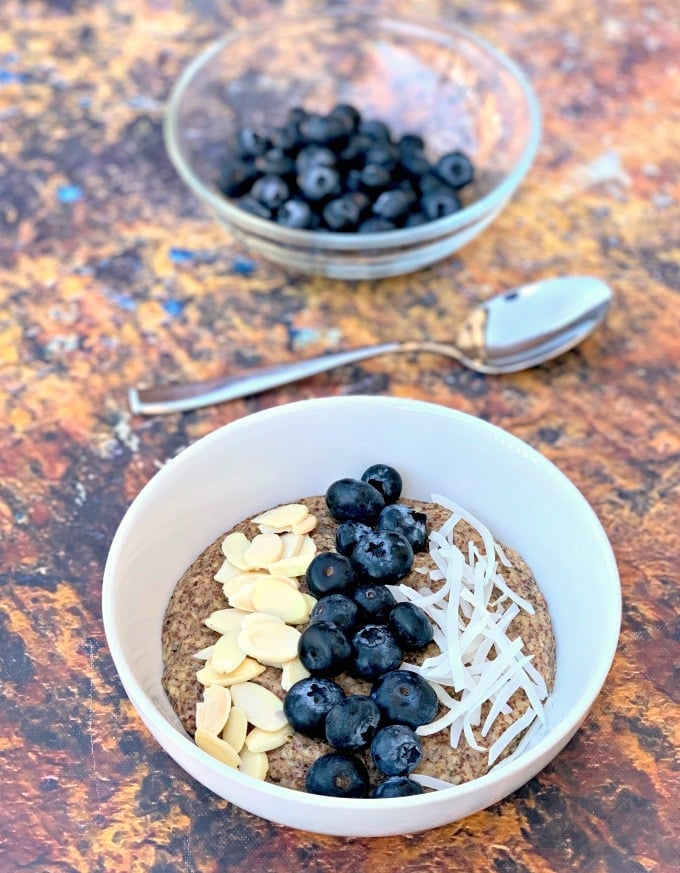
[389,493,549,775]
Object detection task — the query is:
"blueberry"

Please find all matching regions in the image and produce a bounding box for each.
[330,103,362,133]
[309,594,360,635]
[322,195,362,232]
[306,552,356,598]
[283,676,345,737]
[324,694,382,751]
[398,133,425,153]
[325,477,385,524]
[286,106,309,127]
[295,144,337,173]
[299,113,348,148]
[335,520,372,557]
[251,174,290,210]
[389,602,434,650]
[298,620,352,676]
[377,503,427,552]
[404,212,428,227]
[373,776,424,798]
[350,530,414,583]
[417,171,444,194]
[370,669,439,729]
[421,185,461,220]
[268,123,303,154]
[372,189,416,223]
[352,583,397,622]
[358,164,392,193]
[399,148,431,181]
[254,147,295,178]
[339,134,372,169]
[235,126,270,158]
[351,624,403,680]
[237,195,272,219]
[358,118,392,142]
[358,217,396,233]
[297,165,341,202]
[435,150,474,190]
[361,464,402,504]
[217,158,258,197]
[305,751,369,798]
[370,724,422,776]
[365,143,400,172]
[277,198,313,229]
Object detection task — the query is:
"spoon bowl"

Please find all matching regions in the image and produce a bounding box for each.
[129,276,611,415]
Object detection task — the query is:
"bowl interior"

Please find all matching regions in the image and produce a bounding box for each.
[166,9,539,248]
[103,398,620,835]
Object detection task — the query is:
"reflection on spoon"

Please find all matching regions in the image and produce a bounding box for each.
[129,275,612,415]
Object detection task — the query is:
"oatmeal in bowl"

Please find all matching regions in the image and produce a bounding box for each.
[161,468,556,798]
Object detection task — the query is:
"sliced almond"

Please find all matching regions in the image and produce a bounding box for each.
[281,657,311,692]
[195,727,240,768]
[292,514,317,535]
[210,630,246,675]
[230,682,288,732]
[204,608,247,635]
[192,644,215,662]
[238,622,301,665]
[279,532,305,559]
[222,570,270,597]
[238,747,268,781]
[267,552,315,579]
[197,656,265,687]
[222,705,248,753]
[214,557,243,584]
[222,531,252,570]
[252,503,309,532]
[251,577,309,623]
[300,535,317,556]
[240,612,285,628]
[227,580,258,611]
[244,533,284,569]
[245,724,294,754]
[196,685,231,735]
[301,592,318,614]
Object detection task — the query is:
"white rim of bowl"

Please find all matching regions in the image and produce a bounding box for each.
[102,396,621,813]
[163,9,542,252]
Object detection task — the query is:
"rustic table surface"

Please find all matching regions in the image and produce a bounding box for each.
[1,0,678,871]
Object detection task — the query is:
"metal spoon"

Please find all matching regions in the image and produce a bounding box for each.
[129,275,611,415]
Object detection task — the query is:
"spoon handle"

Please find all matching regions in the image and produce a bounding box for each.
[129,341,408,415]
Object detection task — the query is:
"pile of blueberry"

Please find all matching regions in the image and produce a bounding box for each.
[283,464,440,798]
[218,104,475,232]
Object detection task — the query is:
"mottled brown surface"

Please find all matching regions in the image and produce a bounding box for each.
[161,497,555,789]
[0,0,678,870]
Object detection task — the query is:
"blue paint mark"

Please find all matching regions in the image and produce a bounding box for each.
[0,69,27,85]
[290,327,320,348]
[232,256,256,276]
[169,247,195,264]
[108,292,137,311]
[57,184,83,204]
[162,299,185,318]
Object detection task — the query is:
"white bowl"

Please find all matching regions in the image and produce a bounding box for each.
[102,397,620,837]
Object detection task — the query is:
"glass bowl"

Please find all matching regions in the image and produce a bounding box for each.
[164,8,541,279]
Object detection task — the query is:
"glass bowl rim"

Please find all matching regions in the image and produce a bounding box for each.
[163,7,541,252]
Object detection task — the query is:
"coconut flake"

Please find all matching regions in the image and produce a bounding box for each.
[488,707,538,766]
[401,494,550,768]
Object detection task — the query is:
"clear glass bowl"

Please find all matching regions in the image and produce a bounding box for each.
[164,8,540,279]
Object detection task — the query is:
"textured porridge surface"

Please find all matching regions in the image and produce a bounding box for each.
[162,496,556,791]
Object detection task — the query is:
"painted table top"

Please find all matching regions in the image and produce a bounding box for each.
[0,1,678,870]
